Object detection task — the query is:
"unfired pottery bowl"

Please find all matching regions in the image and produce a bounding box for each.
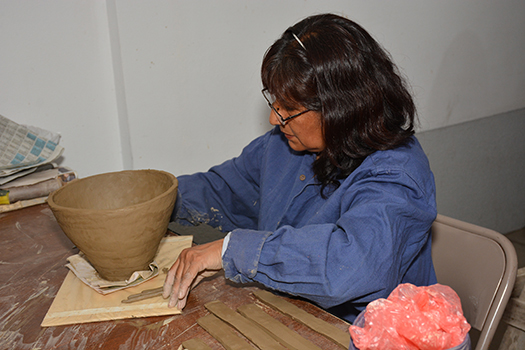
[48,169,178,281]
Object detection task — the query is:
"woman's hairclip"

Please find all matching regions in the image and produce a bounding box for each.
[292,32,306,50]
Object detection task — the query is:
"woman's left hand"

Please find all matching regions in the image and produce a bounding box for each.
[163,239,224,309]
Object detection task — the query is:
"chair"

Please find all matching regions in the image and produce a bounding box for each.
[431,214,518,350]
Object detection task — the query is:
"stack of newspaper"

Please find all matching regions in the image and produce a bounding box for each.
[0,115,77,212]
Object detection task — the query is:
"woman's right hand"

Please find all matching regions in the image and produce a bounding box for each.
[162,239,224,309]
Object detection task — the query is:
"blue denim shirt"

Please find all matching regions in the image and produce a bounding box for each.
[174,126,437,322]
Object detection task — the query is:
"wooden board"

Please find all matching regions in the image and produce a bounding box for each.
[41,235,192,326]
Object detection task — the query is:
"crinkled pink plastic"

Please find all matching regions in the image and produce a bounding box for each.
[349,283,471,350]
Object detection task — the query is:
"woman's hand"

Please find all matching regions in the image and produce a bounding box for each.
[163,239,224,309]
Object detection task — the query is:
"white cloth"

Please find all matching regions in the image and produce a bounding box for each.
[66,252,159,295]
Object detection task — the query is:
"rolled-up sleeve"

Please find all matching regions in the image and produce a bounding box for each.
[173,132,271,232]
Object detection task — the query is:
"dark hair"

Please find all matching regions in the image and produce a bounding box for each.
[261,13,417,195]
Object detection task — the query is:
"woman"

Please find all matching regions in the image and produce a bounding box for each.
[163,13,437,323]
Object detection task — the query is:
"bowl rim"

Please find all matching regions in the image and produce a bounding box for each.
[47,169,178,213]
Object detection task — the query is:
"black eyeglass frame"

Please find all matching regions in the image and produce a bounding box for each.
[262,89,311,125]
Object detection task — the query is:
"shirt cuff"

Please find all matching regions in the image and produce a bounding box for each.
[222,229,272,283]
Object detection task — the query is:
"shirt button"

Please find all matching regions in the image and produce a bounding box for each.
[299,174,306,181]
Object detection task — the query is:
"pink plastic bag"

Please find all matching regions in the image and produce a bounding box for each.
[349,283,471,350]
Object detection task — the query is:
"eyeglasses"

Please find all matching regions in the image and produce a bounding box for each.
[262,88,310,125]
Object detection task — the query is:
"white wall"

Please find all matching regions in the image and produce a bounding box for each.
[0,0,124,176]
[1,0,524,178]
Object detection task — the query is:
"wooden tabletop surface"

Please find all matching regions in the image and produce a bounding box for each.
[0,204,351,350]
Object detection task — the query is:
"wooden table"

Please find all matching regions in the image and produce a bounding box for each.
[0,204,351,349]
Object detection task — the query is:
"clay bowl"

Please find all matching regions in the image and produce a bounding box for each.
[48,169,178,281]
